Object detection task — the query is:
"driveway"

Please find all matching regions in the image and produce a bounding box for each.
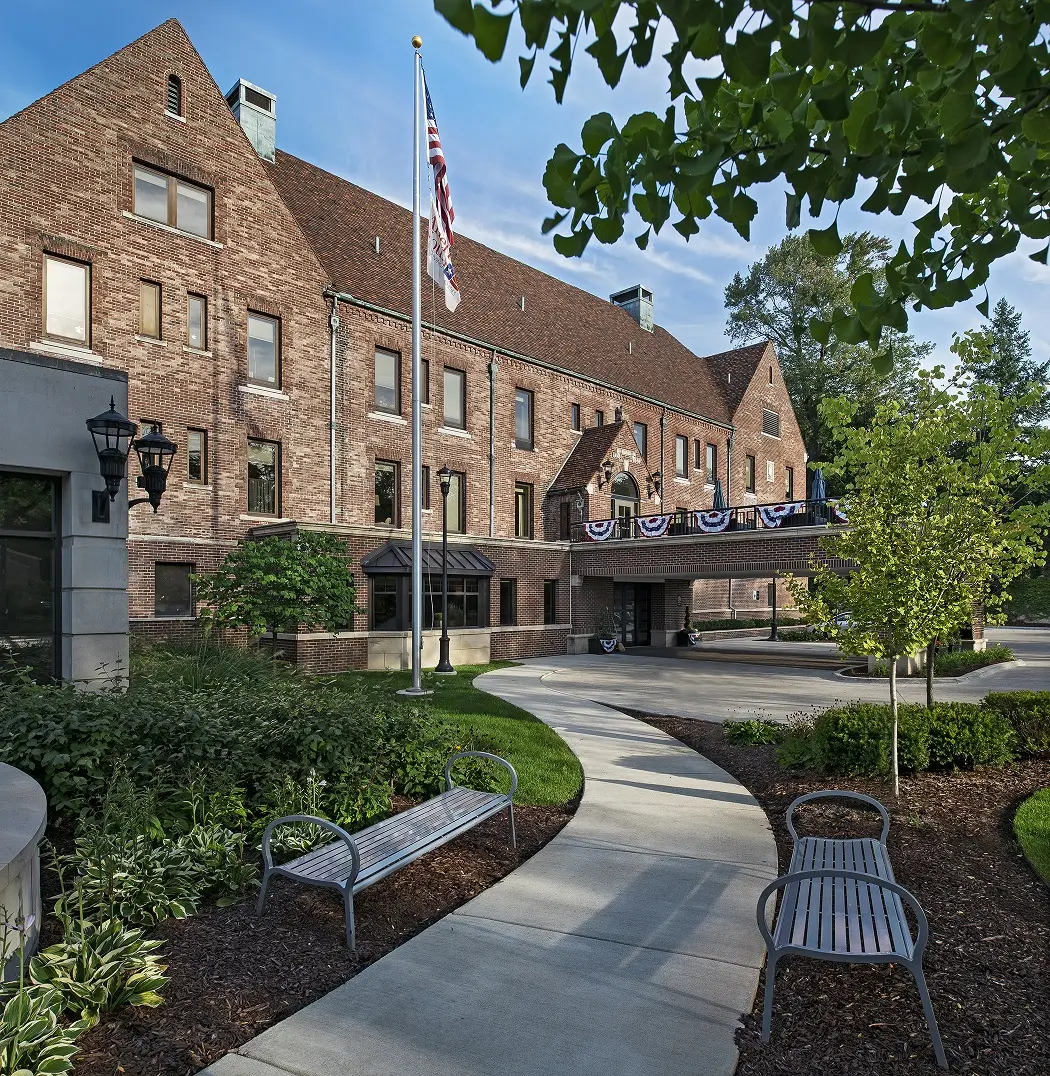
[527,627,1049,724]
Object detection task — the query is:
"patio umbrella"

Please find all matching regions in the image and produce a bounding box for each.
[712,478,727,510]
[810,467,826,503]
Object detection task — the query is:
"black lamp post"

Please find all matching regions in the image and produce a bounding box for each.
[435,465,456,675]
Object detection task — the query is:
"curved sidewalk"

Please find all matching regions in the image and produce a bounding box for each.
[201,663,777,1076]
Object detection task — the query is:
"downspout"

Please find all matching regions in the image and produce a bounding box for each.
[488,356,497,537]
[659,410,667,513]
[726,429,734,506]
[328,296,339,524]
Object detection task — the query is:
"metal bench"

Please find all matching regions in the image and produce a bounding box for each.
[257,751,517,948]
[756,790,947,1069]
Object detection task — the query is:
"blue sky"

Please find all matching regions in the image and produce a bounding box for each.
[3,1,1048,368]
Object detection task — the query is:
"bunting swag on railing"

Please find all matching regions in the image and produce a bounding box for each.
[829,499,849,524]
[757,502,803,528]
[635,514,671,538]
[582,519,618,541]
[694,510,731,533]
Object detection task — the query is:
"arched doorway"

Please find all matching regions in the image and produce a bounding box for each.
[611,472,640,520]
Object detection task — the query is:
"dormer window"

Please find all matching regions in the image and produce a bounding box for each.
[167,74,183,116]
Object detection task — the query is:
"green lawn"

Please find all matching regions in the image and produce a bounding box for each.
[333,663,583,807]
[1015,787,1050,886]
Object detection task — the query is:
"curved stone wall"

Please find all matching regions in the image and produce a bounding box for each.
[0,762,46,980]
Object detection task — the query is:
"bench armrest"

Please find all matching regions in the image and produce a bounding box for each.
[444,751,518,798]
[260,814,361,883]
[785,790,890,844]
[756,868,929,954]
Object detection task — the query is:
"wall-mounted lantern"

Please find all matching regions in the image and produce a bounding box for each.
[597,459,614,488]
[86,398,137,502]
[130,429,177,511]
[647,470,663,498]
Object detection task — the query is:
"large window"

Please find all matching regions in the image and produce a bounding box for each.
[514,388,534,450]
[446,470,465,533]
[675,435,688,477]
[543,580,557,625]
[514,482,533,538]
[247,312,279,386]
[247,439,279,516]
[187,293,207,350]
[155,563,194,617]
[375,348,400,414]
[444,367,466,429]
[633,421,647,458]
[43,255,89,344]
[427,575,482,628]
[706,443,717,484]
[187,428,207,483]
[375,460,399,525]
[139,280,161,339]
[133,163,212,239]
[500,578,518,626]
[746,454,756,493]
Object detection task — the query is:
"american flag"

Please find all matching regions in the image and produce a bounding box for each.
[423,71,460,312]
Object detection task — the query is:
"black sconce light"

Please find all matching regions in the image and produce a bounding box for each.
[597,459,614,488]
[647,470,663,498]
[86,398,177,521]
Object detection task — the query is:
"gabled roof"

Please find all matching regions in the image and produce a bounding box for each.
[267,151,743,426]
[702,341,774,414]
[550,422,632,493]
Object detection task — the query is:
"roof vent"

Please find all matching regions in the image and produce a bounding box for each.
[225,79,276,162]
[610,285,654,332]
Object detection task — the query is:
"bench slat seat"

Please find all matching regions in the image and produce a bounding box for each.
[257,751,517,950]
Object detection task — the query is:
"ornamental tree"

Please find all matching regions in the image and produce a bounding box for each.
[436,0,1050,362]
[193,532,358,653]
[791,362,1050,797]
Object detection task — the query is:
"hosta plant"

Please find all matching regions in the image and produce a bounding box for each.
[0,985,89,1076]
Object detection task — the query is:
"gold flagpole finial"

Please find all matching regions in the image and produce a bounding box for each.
[412,35,423,50]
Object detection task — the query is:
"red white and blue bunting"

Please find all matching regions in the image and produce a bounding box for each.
[582,519,618,542]
[829,499,849,524]
[635,514,672,539]
[757,502,803,528]
[694,509,731,533]
[599,638,618,653]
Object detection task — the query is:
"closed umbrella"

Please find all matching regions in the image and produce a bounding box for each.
[810,467,826,503]
[712,478,727,510]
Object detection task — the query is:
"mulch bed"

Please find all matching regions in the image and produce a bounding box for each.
[629,710,1050,1076]
[62,801,573,1076]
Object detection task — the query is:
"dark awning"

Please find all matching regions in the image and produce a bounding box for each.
[362,540,496,576]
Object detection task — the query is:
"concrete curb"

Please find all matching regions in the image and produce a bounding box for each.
[832,659,1026,684]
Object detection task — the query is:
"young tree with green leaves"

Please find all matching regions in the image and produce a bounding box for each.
[193,532,358,654]
[791,365,1050,798]
[436,0,1050,362]
[725,231,931,463]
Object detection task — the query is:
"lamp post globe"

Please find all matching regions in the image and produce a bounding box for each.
[85,397,138,500]
[435,465,455,675]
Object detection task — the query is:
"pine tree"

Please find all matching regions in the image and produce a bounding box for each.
[967,299,1050,426]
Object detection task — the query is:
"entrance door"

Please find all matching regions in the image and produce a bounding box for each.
[0,473,58,682]
[612,582,651,647]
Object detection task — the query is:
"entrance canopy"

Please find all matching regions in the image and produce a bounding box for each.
[362,540,495,576]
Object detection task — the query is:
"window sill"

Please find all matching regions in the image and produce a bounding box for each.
[368,410,408,425]
[30,339,102,363]
[152,614,196,621]
[164,110,186,123]
[122,210,223,248]
[673,476,690,486]
[438,425,471,439]
[183,482,212,491]
[184,345,212,357]
[135,335,166,346]
[239,383,289,401]
[514,442,535,452]
[761,432,781,440]
[240,513,292,522]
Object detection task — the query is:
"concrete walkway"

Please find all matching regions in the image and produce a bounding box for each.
[201,663,777,1076]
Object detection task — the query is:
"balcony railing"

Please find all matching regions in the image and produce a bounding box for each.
[569,498,846,543]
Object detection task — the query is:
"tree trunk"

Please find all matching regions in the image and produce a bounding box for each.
[270,624,278,658]
[926,639,937,708]
[889,657,900,801]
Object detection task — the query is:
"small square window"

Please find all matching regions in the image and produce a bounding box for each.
[187,428,207,483]
[187,293,207,350]
[500,578,518,626]
[139,280,161,339]
[248,312,279,386]
[375,348,400,414]
[155,562,194,617]
[140,419,163,435]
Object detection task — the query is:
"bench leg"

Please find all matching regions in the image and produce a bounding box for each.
[912,964,947,1069]
[508,803,517,850]
[342,886,357,950]
[256,870,271,917]
[760,953,778,1043]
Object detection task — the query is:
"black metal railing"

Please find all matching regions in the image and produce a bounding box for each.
[569,498,845,543]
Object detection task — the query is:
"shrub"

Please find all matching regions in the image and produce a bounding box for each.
[724,719,783,746]
[0,986,87,1076]
[925,702,1015,768]
[687,617,801,632]
[934,643,1013,676]
[983,692,1050,757]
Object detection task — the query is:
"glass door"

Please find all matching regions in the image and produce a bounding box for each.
[612,582,652,647]
[0,473,58,681]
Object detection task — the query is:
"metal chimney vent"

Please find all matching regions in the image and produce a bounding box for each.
[610,285,654,333]
[225,79,276,162]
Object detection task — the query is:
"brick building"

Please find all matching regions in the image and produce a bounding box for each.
[0,20,810,671]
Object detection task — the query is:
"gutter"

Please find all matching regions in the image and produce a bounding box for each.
[323,288,736,433]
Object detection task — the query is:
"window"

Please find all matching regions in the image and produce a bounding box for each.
[745,454,756,493]
[675,435,688,477]
[155,562,193,617]
[167,74,182,116]
[444,367,466,429]
[372,576,399,631]
[633,421,647,458]
[187,293,206,350]
[705,443,717,484]
[611,472,639,519]
[571,403,581,431]
[422,465,431,510]
[133,163,212,239]
[187,428,207,483]
[769,364,774,385]
[500,578,518,626]
[425,575,482,628]
[43,254,89,344]
[514,482,533,538]
[543,580,557,625]
[374,347,400,414]
[785,466,795,501]
[247,439,279,515]
[762,408,781,438]
[514,388,534,450]
[139,280,161,339]
[375,460,399,525]
[247,312,279,386]
[446,470,465,533]
[421,358,430,405]
[595,410,605,426]
[140,419,162,435]
[559,500,571,540]
[766,459,776,483]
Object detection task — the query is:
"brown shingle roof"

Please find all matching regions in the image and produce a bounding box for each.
[703,341,774,414]
[550,422,629,492]
[267,150,746,426]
